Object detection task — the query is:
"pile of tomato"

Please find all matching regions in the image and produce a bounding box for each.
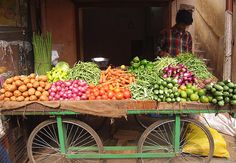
[86,84,131,100]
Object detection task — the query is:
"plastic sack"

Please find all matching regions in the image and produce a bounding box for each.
[183,124,230,158]
[199,113,236,137]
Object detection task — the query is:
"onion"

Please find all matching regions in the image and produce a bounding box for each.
[65,81,71,87]
[50,92,56,97]
[75,96,81,100]
[81,94,87,100]
[73,84,78,88]
[72,88,79,93]
[49,96,53,101]
[56,86,62,91]
[163,74,168,78]
[78,92,82,96]
[50,86,57,92]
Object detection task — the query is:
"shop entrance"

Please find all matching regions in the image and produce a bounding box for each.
[76,2,171,66]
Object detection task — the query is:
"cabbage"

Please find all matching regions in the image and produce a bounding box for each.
[55,61,70,71]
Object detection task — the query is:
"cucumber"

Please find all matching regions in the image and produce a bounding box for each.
[176,97,181,102]
[154,84,159,89]
[230,100,236,105]
[224,80,230,84]
[224,97,230,103]
[153,89,159,95]
[214,84,224,91]
[218,100,225,106]
[214,92,223,96]
[218,82,225,86]
[212,99,217,104]
[229,89,233,93]
[223,92,230,97]
[216,96,224,101]
[227,82,235,88]
[211,88,216,93]
[206,84,213,91]
[232,95,236,100]
[223,85,229,91]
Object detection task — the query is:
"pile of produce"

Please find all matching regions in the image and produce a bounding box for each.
[178,84,212,103]
[48,80,88,101]
[152,78,180,102]
[0,74,51,101]
[129,56,154,70]
[206,80,236,106]
[130,81,154,100]
[68,62,101,85]
[86,84,131,100]
[162,64,196,85]
[33,33,52,75]
[46,61,70,83]
[176,53,213,79]
[100,66,135,88]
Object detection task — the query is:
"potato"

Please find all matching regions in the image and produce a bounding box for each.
[29,73,36,79]
[33,81,39,88]
[37,87,43,92]
[0,94,5,100]
[28,88,36,96]
[13,90,22,97]
[39,81,46,88]
[0,89,6,94]
[39,95,49,101]
[4,98,10,101]
[18,85,28,92]
[16,96,24,102]
[22,91,29,97]
[13,76,20,81]
[29,95,37,101]
[35,91,42,97]
[10,96,17,101]
[15,80,23,87]
[5,91,13,98]
[5,78,14,84]
[23,78,30,85]
[27,83,33,88]
[42,91,49,96]
[24,97,30,101]
[45,83,51,91]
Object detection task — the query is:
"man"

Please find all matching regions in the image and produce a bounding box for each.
[157,9,193,57]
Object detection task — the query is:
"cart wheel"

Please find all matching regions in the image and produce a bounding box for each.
[137,118,214,163]
[27,119,103,163]
[135,114,171,129]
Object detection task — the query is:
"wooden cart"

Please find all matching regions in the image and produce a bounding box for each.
[0,100,234,163]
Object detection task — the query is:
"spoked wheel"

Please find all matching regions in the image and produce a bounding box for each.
[135,114,171,129]
[27,119,103,163]
[138,118,214,163]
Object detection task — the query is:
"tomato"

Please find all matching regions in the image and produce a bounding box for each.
[102,94,108,100]
[99,89,105,96]
[116,92,123,100]
[96,96,102,100]
[123,90,131,99]
[107,91,114,99]
[92,88,99,93]
[103,85,109,92]
[109,85,114,91]
[111,96,117,100]
[94,91,99,97]
[89,84,95,89]
[89,95,96,100]
[114,88,120,93]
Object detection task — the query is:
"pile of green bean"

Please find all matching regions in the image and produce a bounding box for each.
[129,80,155,100]
[153,57,178,74]
[67,62,101,85]
[176,53,213,79]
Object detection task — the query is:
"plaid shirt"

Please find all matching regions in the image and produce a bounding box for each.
[157,27,192,56]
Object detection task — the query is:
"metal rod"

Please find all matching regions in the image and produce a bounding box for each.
[56,116,67,154]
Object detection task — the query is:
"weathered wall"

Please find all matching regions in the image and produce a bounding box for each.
[195,0,225,79]
[232,1,236,82]
[43,0,77,66]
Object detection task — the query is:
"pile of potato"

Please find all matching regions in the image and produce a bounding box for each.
[0,74,51,102]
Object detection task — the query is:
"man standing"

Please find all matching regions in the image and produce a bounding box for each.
[157,9,193,57]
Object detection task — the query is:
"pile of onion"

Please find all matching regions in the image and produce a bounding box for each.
[48,80,89,101]
[163,64,197,85]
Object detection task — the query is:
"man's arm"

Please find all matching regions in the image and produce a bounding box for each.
[156,30,169,57]
[188,34,193,53]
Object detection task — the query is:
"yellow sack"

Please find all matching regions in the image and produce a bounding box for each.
[182,124,230,158]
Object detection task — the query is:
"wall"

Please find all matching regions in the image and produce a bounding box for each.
[43,0,77,66]
[194,0,225,79]
[232,1,236,82]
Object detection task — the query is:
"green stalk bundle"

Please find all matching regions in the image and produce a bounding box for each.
[33,32,52,75]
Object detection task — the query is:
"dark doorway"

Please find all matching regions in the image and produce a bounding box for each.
[77,5,171,66]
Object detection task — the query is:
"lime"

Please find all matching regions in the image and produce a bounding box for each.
[179,85,186,91]
[208,96,213,102]
[190,94,199,101]
[198,89,206,96]
[186,83,192,89]
[191,86,197,92]
[120,65,126,70]
[186,89,194,96]
[180,91,187,98]
[200,96,209,103]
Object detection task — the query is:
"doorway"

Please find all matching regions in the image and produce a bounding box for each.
[77,3,171,66]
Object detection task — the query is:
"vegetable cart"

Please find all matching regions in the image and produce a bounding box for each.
[0,100,234,163]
